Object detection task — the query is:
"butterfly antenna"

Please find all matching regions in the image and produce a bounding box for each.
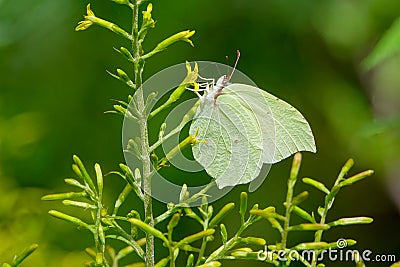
[229,50,241,79]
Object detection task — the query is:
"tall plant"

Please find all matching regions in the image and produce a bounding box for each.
[40,1,378,267]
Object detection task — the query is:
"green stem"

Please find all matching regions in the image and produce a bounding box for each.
[169,246,176,267]
[310,160,352,267]
[195,215,210,266]
[205,221,250,263]
[279,153,302,267]
[281,181,293,252]
[131,1,154,266]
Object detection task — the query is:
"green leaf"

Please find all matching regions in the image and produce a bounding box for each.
[250,207,286,222]
[230,250,260,260]
[338,170,374,187]
[292,242,330,250]
[362,17,400,70]
[290,205,315,223]
[239,192,247,224]
[72,155,97,194]
[62,200,96,210]
[328,217,373,226]
[239,237,266,246]
[209,203,235,228]
[220,224,228,244]
[64,178,86,190]
[41,191,87,201]
[291,191,309,206]
[167,213,181,232]
[175,229,215,248]
[48,210,92,231]
[288,223,330,231]
[11,244,38,266]
[113,184,132,215]
[94,163,103,201]
[129,218,168,243]
[302,178,330,194]
[328,239,356,249]
[186,254,195,267]
[143,30,195,59]
[338,158,354,181]
[154,258,169,267]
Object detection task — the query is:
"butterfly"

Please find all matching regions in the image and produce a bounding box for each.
[189,51,316,189]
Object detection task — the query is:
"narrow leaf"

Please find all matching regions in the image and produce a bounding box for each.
[362,18,400,70]
[288,223,330,231]
[11,244,38,266]
[302,178,330,194]
[64,178,86,190]
[339,170,374,187]
[186,254,195,267]
[167,213,181,232]
[220,224,227,244]
[154,258,169,267]
[327,239,356,249]
[113,184,132,215]
[176,229,215,247]
[292,191,309,206]
[94,163,103,201]
[240,237,266,246]
[129,218,168,243]
[48,210,92,231]
[73,155,97,193]
[328,217,373,227]
[239,192,247,224]
[250,208,286,222]
[290,152,302,181]
[338,158,354,181]
[290,205,315,223]
[209,203,235,228]
[41,191,87,201]
[62,200,96,210]
[292,242,330,250]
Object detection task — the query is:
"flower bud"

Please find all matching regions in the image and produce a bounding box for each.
[328,217,373,227]
[142,3,155,29]
[240,237,266,246]
[209,203,235,228]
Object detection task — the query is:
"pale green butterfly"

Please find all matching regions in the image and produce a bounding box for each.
[189,51,316,189]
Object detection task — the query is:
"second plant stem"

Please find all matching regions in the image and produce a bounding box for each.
[131,1,154,266]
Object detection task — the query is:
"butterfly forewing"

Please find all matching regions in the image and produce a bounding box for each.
[227,84,316,163]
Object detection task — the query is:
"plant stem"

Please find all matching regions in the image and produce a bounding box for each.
[131,1,154,266]
[280,153,302,267]
[195,215,210,266]
[205,220,250,263]
[310,160,352,267]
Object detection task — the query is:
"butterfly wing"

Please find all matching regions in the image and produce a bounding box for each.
[190,94,264,188]
[226,84,316,163]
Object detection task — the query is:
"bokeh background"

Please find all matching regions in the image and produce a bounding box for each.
[1,0,399,266]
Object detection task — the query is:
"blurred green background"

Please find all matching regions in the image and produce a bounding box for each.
[1,0,399,266]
